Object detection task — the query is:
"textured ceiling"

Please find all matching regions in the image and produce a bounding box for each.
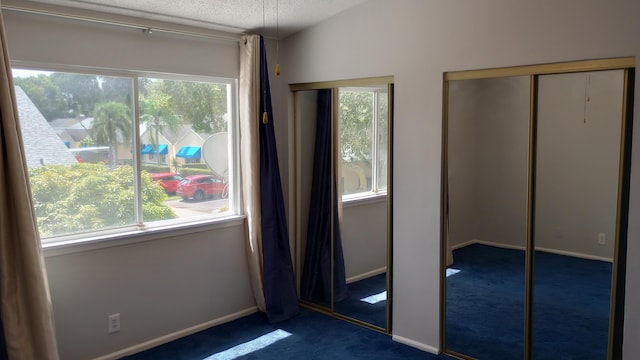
[22,0,370,39]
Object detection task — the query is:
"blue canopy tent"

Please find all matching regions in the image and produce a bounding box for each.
[141,144,168,155]
[175,146,201,159]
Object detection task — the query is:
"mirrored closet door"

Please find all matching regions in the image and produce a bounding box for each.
[292,77,393,332]
[445,75,531,359]
[442,58,634,360]
[533,69,626,359]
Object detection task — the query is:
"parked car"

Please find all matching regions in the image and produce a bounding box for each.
[176,174,227,201]
[151,172,183,195]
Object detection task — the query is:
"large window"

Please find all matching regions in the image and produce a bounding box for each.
[338,86,389,196]
[13,68,238,243]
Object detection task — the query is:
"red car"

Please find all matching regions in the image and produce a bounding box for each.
[176,174,228,201]
[151,172,183,195]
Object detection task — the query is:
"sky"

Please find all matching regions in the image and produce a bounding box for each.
[11,68,52,78]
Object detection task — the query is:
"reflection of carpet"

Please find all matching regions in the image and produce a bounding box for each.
[334,273,387,329]
[446,243,612,360]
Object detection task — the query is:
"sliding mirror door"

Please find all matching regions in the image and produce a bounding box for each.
[443,59,634,360]
[333,85,390,330]
[445,76,531,359]
[533,69,627,359]
[293,78,393,332]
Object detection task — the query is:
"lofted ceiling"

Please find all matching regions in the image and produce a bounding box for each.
[18,0,370,39]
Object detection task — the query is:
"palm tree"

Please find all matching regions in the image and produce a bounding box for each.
[91,102,132,167]
[139,82,182,165]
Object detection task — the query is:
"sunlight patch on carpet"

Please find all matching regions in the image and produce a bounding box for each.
[360,290,387,304]
[446,268,461,277]
[203,329,292,360]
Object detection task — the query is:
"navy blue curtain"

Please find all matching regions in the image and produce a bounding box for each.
[259,36,299,323]
[300,89,348,304]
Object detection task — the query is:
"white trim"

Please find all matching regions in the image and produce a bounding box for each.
[450,239,478,250]
[536,246,613,263]
[473,239,526,251]
[346,266,387,284]
[391,335,439,355]
[342,192,387,208]
[452,239,613,262]
[92,307,259,360]
[43,215,246,257]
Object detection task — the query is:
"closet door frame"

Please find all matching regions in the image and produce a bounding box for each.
[440,57,635,360]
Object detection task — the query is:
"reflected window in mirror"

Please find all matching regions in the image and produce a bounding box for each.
[338,86,388,198]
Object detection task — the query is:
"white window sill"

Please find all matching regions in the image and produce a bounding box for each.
[42,214,246,257]
[342,192,387,208]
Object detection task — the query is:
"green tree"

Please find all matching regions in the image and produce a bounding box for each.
[100,76,133,105]
[91,102,132,166]
[339,91,374,162]
[50,72,103,117]
[139,81,182,164]
[13,74,67,120]
[29,164,175,237]
[79,137,96,147]
[159,80,228,134]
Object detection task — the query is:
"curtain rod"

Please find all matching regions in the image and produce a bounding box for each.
[1,4,242,43]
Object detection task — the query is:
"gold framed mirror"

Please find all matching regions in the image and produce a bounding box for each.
[291,76,394,333]
[441,58,635,359]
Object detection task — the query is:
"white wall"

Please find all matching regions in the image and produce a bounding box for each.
[448,77,530,250]
[536,70,623,260]
[281,0,640,356]
[44,225,254,359]
[4,7,258,360]
[342,198,388,281]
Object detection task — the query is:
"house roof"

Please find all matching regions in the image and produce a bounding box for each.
[15,86,78,168]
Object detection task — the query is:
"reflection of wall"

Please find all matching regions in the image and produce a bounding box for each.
[449,72,622,261]
[342,198,388,281]
[536,71,623,260]
[448,77,530,250]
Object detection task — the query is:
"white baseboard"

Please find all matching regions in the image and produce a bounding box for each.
[346,266,387,284]
[391,335,439,355]
[474,239,526,251]
[536,246,613,263]
[453,240,613,262]
[93,306,259,360]
[450,239,477,250]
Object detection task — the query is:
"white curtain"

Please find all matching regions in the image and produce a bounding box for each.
[239,35,266,311]
[0,4,60,359]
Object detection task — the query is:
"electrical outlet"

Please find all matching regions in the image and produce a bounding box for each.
[108,313,120,334]
[598,233,606,245]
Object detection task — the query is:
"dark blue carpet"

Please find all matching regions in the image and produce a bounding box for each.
[446,243,611,360]
[334,273,387,329]
[532,251,612,360]
[122,308,452,360]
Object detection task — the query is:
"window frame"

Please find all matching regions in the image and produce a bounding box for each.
[12,63,242,247]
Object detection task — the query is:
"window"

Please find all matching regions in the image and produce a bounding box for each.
[338,86,389,196]
[13,68,238,243]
